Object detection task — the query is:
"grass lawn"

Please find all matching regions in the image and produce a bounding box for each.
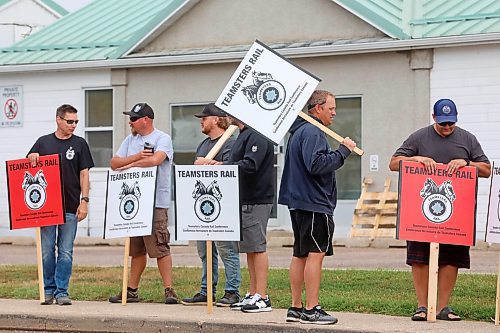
[0,265,495,321]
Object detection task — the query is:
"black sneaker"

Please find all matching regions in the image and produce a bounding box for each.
[241,293,272,313]
[300,305,338,325]
[40,294,54,305]
[286,306,303,322]
[164,287,178,304]
[109,289,139,303]
[181,292,214,305]
[216,290,240,307]
[230,293,252,311]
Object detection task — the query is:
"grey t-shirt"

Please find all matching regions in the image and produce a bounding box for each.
[116,129,174,208]
[393,125,489,164]
[195,134,236,162]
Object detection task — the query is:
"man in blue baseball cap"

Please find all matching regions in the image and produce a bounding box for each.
[389,98,491,322]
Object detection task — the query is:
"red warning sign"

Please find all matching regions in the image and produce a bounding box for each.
[6,154,65,230]
[397,161,477,246]
[4,98,18,120]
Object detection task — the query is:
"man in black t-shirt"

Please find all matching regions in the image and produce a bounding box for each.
[27,104,94,306]
[390,98,490,321]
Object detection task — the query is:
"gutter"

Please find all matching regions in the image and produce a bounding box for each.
[1,33,500,73]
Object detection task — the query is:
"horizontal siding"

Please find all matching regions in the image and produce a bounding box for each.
[0,70,111,238]
[431,44,500,240]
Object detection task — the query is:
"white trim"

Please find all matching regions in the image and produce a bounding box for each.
[2,33,500,73]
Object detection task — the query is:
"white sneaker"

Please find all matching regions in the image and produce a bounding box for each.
[230,293,252,311]
[241,293,272,313]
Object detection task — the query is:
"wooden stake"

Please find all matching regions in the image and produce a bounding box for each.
[35,227,44,303]
[205,125,238,159]
[207,240,213,314]
[427,242,439,322]
[495,252,500,325]
[121,237,130,305]
[298,112,364,156]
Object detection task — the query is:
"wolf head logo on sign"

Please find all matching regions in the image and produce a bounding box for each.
[420,178,456,223]
[192,180,222,223]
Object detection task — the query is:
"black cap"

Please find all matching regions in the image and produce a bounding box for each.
[194,103,226,118]
[123,103,154,119]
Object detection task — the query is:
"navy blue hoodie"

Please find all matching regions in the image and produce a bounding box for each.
[278,116,351,214]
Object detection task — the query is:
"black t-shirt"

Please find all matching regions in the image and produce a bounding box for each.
[195,135,235,162]
[28,133,94,214]
[227,127,274,204]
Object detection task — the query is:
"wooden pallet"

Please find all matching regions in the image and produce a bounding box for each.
[349,177,398,240]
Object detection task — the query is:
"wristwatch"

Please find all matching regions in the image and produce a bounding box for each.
[465,159,470,166]
[81,196,90,203]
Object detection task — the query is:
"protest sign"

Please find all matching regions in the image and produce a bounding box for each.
[103,166,157,239]
[215,40,320,145]
[174,165,240,241]
[6,154,64,229]
[397,160,477,246]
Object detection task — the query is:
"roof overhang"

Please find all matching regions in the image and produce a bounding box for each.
[2,32,500,73]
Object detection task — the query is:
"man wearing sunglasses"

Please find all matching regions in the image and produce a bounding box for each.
[27,104,94,306]
[108,103,177,305]
[390,98,491,321]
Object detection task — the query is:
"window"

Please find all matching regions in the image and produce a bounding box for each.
[85,89,113,167]
[329,97,362,200]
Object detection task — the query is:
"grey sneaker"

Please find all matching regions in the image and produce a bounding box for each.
[40,294,54,305]
[230,293,252,311]
[241,293,272,313]
[216,290,240,307]
[164,287,178,304]
[286,306,303,322]
[109,289,139,303]
[300,305,338,325]
[181,292,214,305]
[56,296,72,306]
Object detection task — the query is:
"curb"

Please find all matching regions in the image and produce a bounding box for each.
[0,313,374,333]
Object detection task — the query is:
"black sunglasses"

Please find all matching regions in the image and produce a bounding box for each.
[438,122,455,127]
[129,117,142,122]
[59,116,79,125]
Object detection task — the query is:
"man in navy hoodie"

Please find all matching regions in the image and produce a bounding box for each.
[279,90,356,325]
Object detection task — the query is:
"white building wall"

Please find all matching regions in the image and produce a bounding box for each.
[431,44,500,240]
[0,70,111,239]
[0,0,61,47]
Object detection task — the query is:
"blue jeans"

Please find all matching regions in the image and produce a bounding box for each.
[196,240,241,296]
[40,213,78,299]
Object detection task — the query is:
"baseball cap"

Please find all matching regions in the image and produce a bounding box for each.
[123,103,154,119]
[194,103,226,118]
[433,98,457,123]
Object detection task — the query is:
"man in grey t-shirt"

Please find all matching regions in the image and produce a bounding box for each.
[389,98,490,321]
[181,103,241,307]
[108,103,178,305]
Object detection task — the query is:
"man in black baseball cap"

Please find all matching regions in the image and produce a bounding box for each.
[123,103,155,119]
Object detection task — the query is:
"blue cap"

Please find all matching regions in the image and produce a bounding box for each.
[433,98,457,123]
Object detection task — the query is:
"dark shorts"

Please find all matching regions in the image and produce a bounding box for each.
[239,204,272,253]
[290,209,335,258]
[406,241,470,269]
[130,208,170,258]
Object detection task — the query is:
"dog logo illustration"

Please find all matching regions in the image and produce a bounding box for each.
[119,181,141,220]
[242,71,286,110]
[420,178,456,223]
[192,180,222,223]
[22,170,48,210]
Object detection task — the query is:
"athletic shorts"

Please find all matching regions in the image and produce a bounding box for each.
[290,209,335,258]
[239,204,272,253]
[406,240,470,269]
[129,208,170,258]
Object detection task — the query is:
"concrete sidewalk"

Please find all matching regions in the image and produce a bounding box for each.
[0,299,498,333]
